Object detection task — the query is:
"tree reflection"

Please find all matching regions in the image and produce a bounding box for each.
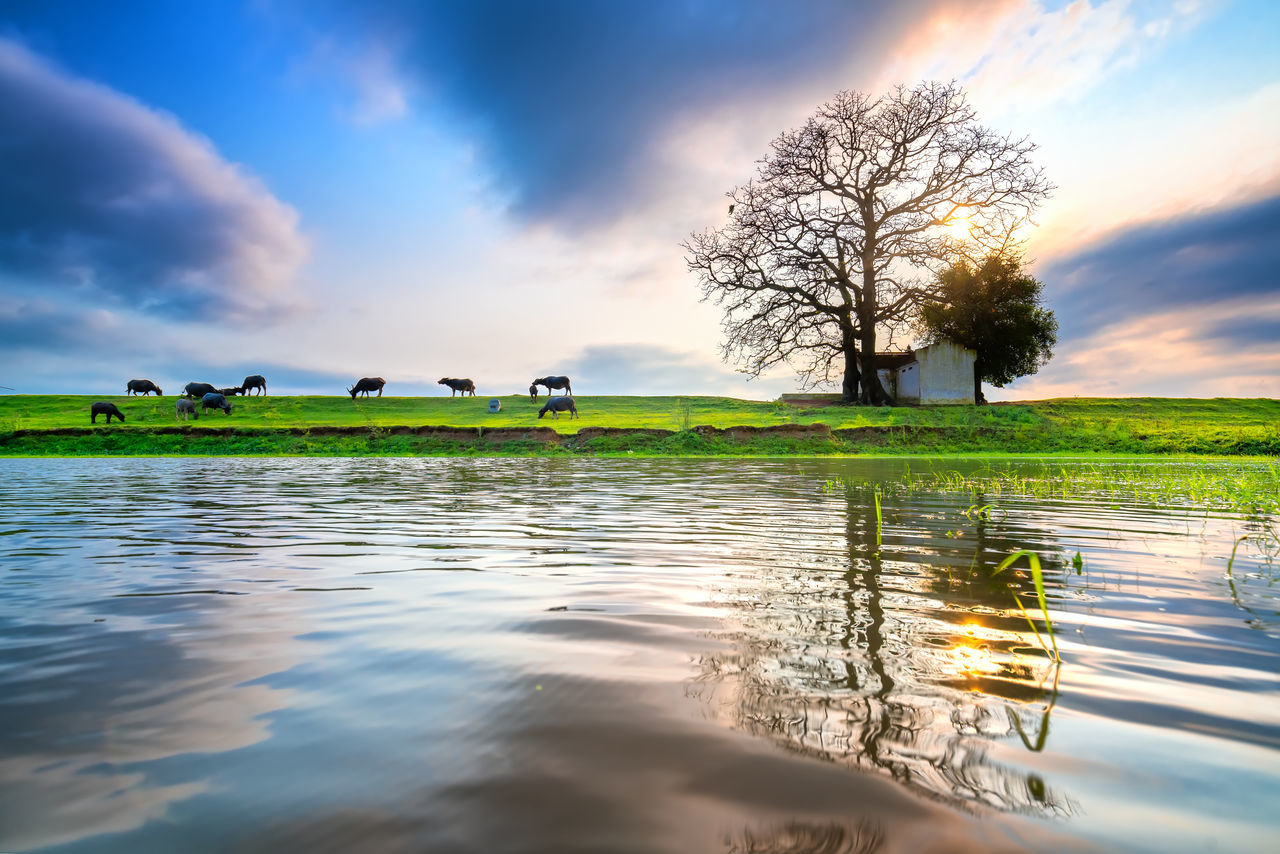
[725,819,884,854]
[697,484,1076,818]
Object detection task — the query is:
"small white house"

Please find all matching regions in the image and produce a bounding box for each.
[866,340,976,405]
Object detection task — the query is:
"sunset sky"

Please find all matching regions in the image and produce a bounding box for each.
[2,0,1277,399]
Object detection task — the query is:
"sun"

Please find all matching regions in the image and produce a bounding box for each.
[947,213,973,239]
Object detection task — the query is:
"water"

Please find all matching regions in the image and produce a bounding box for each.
[1,457,1276,853]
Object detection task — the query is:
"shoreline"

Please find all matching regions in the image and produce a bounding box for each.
[2,422,1277,457]
[2,395,1276,457]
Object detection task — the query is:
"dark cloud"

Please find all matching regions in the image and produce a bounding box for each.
[300,0,933,226]
[0,39,307,321]
[1194,316,1280,351]
[0,298,121,353]
[0,295,356,394]
[1041,193,1280,339]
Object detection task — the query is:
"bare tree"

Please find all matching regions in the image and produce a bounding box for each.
[686,81,1051,403]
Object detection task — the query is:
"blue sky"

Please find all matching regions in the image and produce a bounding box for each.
[1,0,1277,398]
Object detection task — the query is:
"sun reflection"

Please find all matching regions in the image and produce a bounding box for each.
[947,623,1006,678]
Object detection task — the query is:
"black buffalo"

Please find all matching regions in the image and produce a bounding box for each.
[241,375,267,396]
[184,382,218,399]
[218,386,245,397]
[538,396,578,419]
[127,379,162,396]
[529,383,538,402]
[201,392,233,415]
[348,377,386,399]
[439,377,476,396]
[90,402,125,424]
[532,375,572,396]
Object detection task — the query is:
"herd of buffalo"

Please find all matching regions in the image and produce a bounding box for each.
[89,374,579,423]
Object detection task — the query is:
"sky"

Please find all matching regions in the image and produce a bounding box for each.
[1,0,1277,399]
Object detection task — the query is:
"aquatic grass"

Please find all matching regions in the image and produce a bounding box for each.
[874,487,883,550]
[1006,663,1061,753]
[993,550,1061,664]
[898,461,1280,517]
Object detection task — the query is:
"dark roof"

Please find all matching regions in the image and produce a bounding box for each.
[865,351,916,370]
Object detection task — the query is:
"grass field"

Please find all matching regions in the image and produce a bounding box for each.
[0,394,1276,456]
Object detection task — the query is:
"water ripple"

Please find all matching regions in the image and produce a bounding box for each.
[0,457,1276,853]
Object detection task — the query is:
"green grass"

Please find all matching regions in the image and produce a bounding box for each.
[888,459,1280,516]
[0,394,1277,456]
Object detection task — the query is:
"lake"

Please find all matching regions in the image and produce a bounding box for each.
[1,457,1276,853]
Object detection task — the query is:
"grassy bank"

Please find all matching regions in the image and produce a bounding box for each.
[0,395,1276,456]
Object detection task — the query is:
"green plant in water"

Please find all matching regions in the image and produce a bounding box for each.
[993,549,1061,663]
[874,487,883,551]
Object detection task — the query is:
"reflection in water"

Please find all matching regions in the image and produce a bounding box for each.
[697,484,1076,818]
[1,457,1277,853]
[725,820,883,854]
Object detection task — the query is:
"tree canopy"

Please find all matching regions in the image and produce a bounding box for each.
[920,255,1058,403]
[686,81,1051,403]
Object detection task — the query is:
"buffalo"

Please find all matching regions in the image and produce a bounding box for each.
[242,375,267,396]
[348,377,386,399]
[538,396,578,419]
[184,382,218,399]
[439,377,476,397]
[127,379,162,396]
[218,386,245,397]
[90,402,125,424]
[175,398,199,421]
[533,375,572,396]
[201,392,233,415]
[529,383,538,402]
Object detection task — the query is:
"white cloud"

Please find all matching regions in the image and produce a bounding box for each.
[878,0,1209,109]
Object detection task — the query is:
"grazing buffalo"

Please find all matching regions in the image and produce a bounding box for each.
[348,377,386,399]
[201,392,233,415]
[533,375,572,396]
[218,386,245,397]
[175,398,199,421]
[529,383,538,402]
[90,402,125,424]
[538,396,578,419]
[241,375,267,396]
[127,379,162,396]
[184,381,218,399]
[439,377,476,396]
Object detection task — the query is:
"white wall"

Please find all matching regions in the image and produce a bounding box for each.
[896,362,920,402]
[916,340,975,404]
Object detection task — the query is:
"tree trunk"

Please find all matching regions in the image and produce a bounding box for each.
[858,327,893,405]
[857,264,893,406]
[973,359,986,404]
[841,324,860,404]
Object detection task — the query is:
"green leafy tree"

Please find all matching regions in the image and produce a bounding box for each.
[920,255,1058,403]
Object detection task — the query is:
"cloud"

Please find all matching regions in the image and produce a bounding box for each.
[0,294,364,395]
[284,0,944,227]
[881,0,1208,110]
[1039,193,1280,333]
[0,38,308,320]
[990,296,1280,400]
[560,343,789,398]
[989,194,1280,399]
[0,298,126,353]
